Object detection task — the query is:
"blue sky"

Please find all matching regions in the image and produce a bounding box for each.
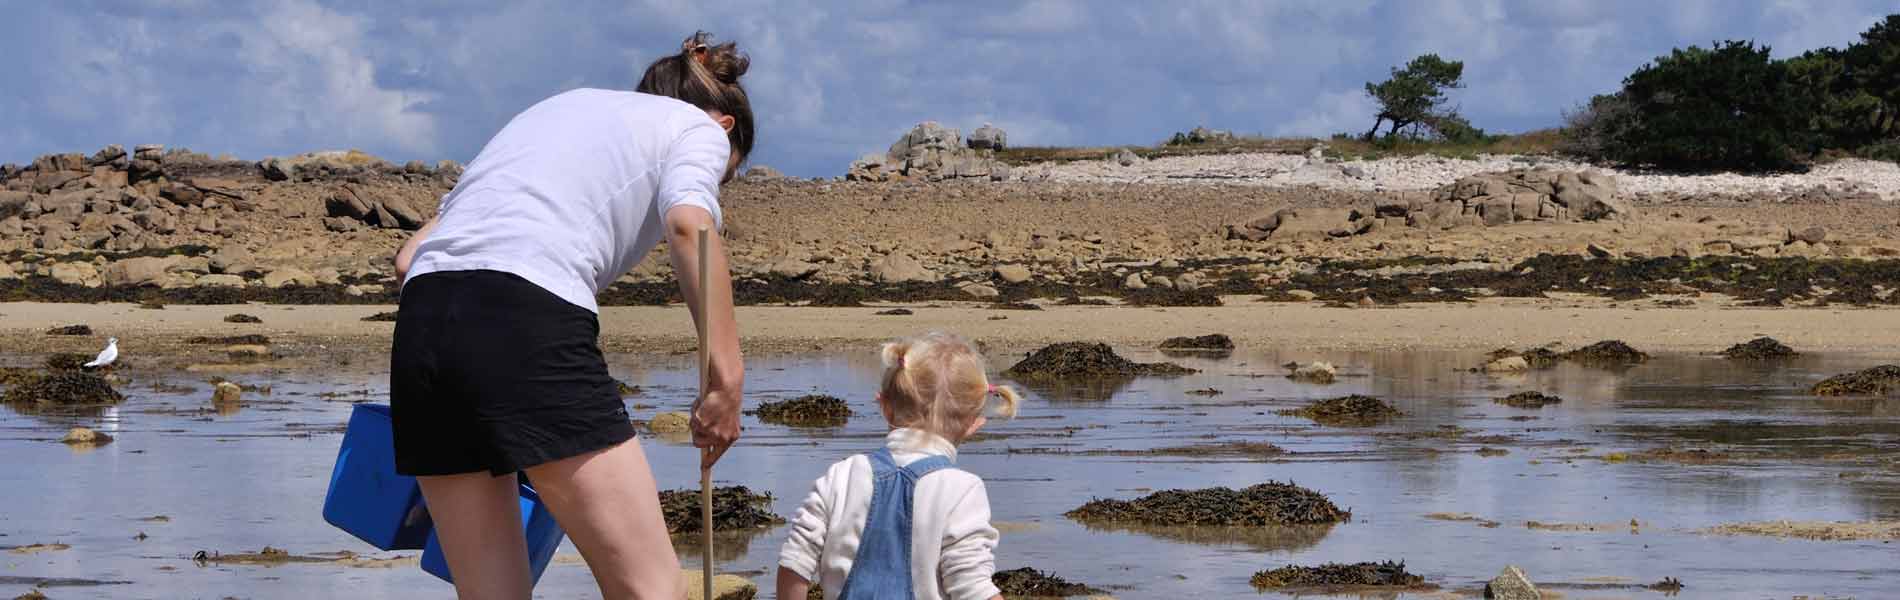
[1,1,1892,177]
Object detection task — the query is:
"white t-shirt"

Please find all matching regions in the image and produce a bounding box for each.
[404,88,729,313]
[778,428,1004,600]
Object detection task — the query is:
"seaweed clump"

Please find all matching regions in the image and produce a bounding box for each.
[1722,337,1798,360]
[44,353,93,371]
[1562,340,1648,367]
[3,372,125,405]
[45,324,92,336]
[1487,347,1560,369]
[749,394,852,427]
[1810,365,1900,396]
[1494,391,1563,409]
[361,311,399,322]
[224,313,263,324]
[1065,481,1349,526]
[1004,342,1197,379]
[659,485,785,534]
[1157,334,1234,351]
[1278,395,1402,427]
[1250,561,1424,589]
[186,334,271,345]
[991,567,1102,597]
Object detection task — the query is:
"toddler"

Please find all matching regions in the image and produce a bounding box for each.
[777,332,1019,600]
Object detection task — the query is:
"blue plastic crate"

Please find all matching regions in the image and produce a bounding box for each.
[420,485,566,586]
[321,404,432,550]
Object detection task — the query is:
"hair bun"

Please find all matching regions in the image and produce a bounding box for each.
[681,31,749,85]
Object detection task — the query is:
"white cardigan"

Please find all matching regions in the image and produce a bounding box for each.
[778,429,1003,600]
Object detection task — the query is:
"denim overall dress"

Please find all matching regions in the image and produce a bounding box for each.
[836,447,954,600]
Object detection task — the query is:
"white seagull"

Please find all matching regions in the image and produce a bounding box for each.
[84,337,119,369]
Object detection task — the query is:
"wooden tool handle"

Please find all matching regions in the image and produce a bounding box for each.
[696,226,714,600]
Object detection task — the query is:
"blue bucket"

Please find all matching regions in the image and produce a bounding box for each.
[321,404,431,551]
[420,484,566,585]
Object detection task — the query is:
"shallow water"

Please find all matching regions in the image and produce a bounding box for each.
[2,347,1897,599]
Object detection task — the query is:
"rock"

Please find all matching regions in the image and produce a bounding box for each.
[211,381,243,405]
[1790,226,1827,245]
[161,181,204,206]
[968,123,1007,151]
[1148,275,1174,289]
[1113,149,1140,167]
[1586,243,1614,259]
[961,283,1000,299]
[1122,273,1148,290]
[133,144,164,160]
[262,267,317,288]
[1287,361,1337,384]
[681,569,756,600]
[49,262,100,287]
[196,274,246,287]
[1484,356,1530,373]
[870,255,933,284]
[1286,290,1317,301]
[322,217,361,233]
[0,190,29,219]
[769,260,819,280]
[103,256,174,287]
[647,411,691,434]
[61,427,113,445]
[313,267,343,286]
[0,261,16,281]
[740,165,783,181]
[88,145,127,166]
[1342,164,1367,179]
[327,186,374,220]
[1485,565,1540,599]
[995,264,1032,284]
[380,196,427,229]
[845,153,892,182]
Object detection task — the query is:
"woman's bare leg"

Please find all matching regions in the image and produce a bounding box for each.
[416,472,531,600]
[524,439,682,600]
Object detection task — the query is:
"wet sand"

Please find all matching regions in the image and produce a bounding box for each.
[5,299,1900,359]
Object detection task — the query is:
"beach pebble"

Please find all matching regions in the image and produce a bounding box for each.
[1485,565,1541,599]
[60,427,112,445]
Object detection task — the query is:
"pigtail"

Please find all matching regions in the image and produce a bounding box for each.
[880,340,910,369]
[987,384,1021,419]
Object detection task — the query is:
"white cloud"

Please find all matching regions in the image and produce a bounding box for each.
[1274,89,1376,138]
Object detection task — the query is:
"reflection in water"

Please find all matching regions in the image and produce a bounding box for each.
[1007,376,1136,403]
[672,528,779,564]
[2,349,1899,599]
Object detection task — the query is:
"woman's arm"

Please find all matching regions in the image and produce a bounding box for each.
[394,216,439,280]
[664,205,744,466]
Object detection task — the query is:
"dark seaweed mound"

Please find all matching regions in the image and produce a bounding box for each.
[186,334,271,345]
[1158,334,1234,351]
[990,302,1043,311]
[1487,347,1561,369]
[991,568,1101,597]
[875,308,914,315]
[1810,365,1900,396]
[1066,481,1349,526]
[45,324,92,336]
[223,313,263,324]
[2,372,125,405]
[659,485,785,534]
[1562,340,1649,367]
[1004,342,1197,378]
[1722,337,1797,360]
[1494,391,1563,408]
[1250,561,1423,589]
[43,353,93,371]
[1277,395,1402,426]
[749,394,852,427]
[361,311,399,322]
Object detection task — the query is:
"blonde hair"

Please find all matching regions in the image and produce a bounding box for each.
[879,332,1020,443]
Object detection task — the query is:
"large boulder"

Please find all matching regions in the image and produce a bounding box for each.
[1408,169,1628,228]
[855,122,1012,182]
[1228,208,1369,241]
[871,254,934,283]
[968,123,1007,151]
[49,262,101,287]
[261,150,390,182]
[103,256,174,287]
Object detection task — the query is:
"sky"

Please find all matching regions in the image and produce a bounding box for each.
[1,0,1892,177]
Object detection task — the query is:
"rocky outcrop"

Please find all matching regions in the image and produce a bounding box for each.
[968,123,1007,151]
[848,122,1012,183]
[1229,169,1629,241]
[1390,169,1629,228]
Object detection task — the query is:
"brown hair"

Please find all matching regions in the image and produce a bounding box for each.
[879,332,1020,444]
[638,31,755,183]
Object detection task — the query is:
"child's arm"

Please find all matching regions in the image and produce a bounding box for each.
[777,566,812,600]
[939,480,1004,600]
[778,465,838,594]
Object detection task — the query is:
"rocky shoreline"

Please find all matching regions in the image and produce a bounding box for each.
[3,143,1899,310]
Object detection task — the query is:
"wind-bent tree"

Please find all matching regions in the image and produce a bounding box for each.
[1363,54,1466,140]
[1847,14,1900,140]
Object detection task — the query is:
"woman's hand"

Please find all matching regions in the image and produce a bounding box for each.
[663,205,744,469]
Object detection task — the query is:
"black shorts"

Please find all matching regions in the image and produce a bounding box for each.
[391,269,633,476]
